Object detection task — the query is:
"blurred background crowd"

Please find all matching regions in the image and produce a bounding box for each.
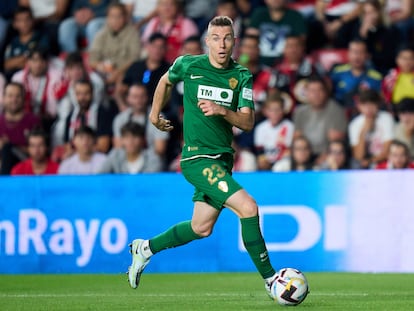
[0,0,414,176]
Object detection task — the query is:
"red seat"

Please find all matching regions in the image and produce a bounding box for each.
[311,48,349,72]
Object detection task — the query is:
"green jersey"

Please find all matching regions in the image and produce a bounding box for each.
[168,54,254,160]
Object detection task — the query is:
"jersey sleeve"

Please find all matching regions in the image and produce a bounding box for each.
[238,73,255,110]
[168,56,187,84]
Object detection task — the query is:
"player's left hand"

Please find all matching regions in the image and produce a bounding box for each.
[198,100,225,117]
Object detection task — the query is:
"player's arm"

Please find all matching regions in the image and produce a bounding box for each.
[198,100,255,131]
[149,72,174,132]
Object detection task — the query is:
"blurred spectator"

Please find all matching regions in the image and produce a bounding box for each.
[375,139,414,169]
[0,82,41,174]
[52,79,117,158]
[58,125,107,174]
[99,121,162,173]
[267,34,325,114]
[115,33,169,110]
[184,0,218,33]
[348,89,395,169]
[394,98,414,159]
[25,0,70,56]
[318,139,351,170]
[89,3,142,88]
[58,0,111,53]
[53,51,105,112]
[382,44,414,113]
[309,0,362,50]
[0,72,6,106]
[384,0,414,43]
[112,84,169,165]
[245,0,307,66]
[272,135,315,172]
[11,128,58,175]
[232,137,257,172]
[141,0,199,64]
[4,6,49,80]
[11,48,62,130]
[330,39,382,117]
[121,0,158,28]
[0,1,19,54]
[254,93,294,170]
[351,0,400,75]
[293,76,348,165]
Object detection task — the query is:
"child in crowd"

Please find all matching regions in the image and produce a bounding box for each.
[254,94,294,170]
[375,139,414,169]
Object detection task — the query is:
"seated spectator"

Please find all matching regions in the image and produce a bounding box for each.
[11,48,63,130]
[53,51,105,111]
[318,139,351,170]
[121,0,158,28]
[382,44,414,114]
[267,34,325,113]
[349,89,395,169]
[141,0,199,64]
[183,0,218,33]
[245,0,307,66]
[309,0,362,50]
[0,1,19,54]
[394,98,414,159]
[0,72,6,106]
[58,126,107,174]
[272,135,315,172]
[52,79,117,158]
[27,0,70,56]
[112,84,169,165]
[384,0,414,43]
[99,122,162,173]
[0,82,41,174]
[89,3,142,88]
[115,33,170,110]
[254,93,294,171]
[293,76,348,165]
[233,137,257,172]
[58,0,111,53]
[330,39,382,116]
[351,0,400,75]
[375,139,414,169]
[4,7,49,80]
[11,129,58,175]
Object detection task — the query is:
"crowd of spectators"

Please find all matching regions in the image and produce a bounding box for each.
[1,0,414,176]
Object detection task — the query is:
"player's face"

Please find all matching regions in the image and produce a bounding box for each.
[206,25,235,68]
[28,136,47,162]
[389,145,408,169]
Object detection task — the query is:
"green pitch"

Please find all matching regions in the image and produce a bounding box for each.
[1,273,413,310]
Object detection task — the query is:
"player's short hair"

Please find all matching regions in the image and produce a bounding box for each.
[121,122,145,138]
[207,16,234,36]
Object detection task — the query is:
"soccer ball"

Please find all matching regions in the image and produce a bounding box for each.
[271,268,309,306]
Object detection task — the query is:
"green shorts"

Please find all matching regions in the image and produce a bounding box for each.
[180,153,243,210]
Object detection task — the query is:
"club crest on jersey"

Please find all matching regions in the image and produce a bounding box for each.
[229,77,238,89]
[218,181,229,193]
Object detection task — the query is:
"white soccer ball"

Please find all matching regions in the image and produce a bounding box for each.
[271,268,309,306]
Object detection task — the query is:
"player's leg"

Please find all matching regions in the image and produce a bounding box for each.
[225,189,278,296]
[128,201,219,289]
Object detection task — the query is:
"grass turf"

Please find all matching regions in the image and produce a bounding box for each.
[0,273,414,310]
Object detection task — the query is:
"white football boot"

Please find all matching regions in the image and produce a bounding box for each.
[127,239,151,289]
[264,273,279,299]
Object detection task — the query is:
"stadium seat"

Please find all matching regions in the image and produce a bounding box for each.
[311,48,348,72]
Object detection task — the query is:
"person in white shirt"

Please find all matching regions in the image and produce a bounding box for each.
[348,89,395,168]
[58,126,107,174]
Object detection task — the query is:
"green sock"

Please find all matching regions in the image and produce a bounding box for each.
[241,216,276,279]
[149,220,202,254]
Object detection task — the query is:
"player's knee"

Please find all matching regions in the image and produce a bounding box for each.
[240,198,258,218]
[192,223,213,238]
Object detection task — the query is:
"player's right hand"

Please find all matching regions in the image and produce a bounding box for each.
[151,115,174,132]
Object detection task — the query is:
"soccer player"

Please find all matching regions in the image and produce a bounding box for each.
[127,16,279,298]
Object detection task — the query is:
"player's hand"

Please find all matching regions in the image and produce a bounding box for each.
[151,115,174,132]
[198,100,225,117]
